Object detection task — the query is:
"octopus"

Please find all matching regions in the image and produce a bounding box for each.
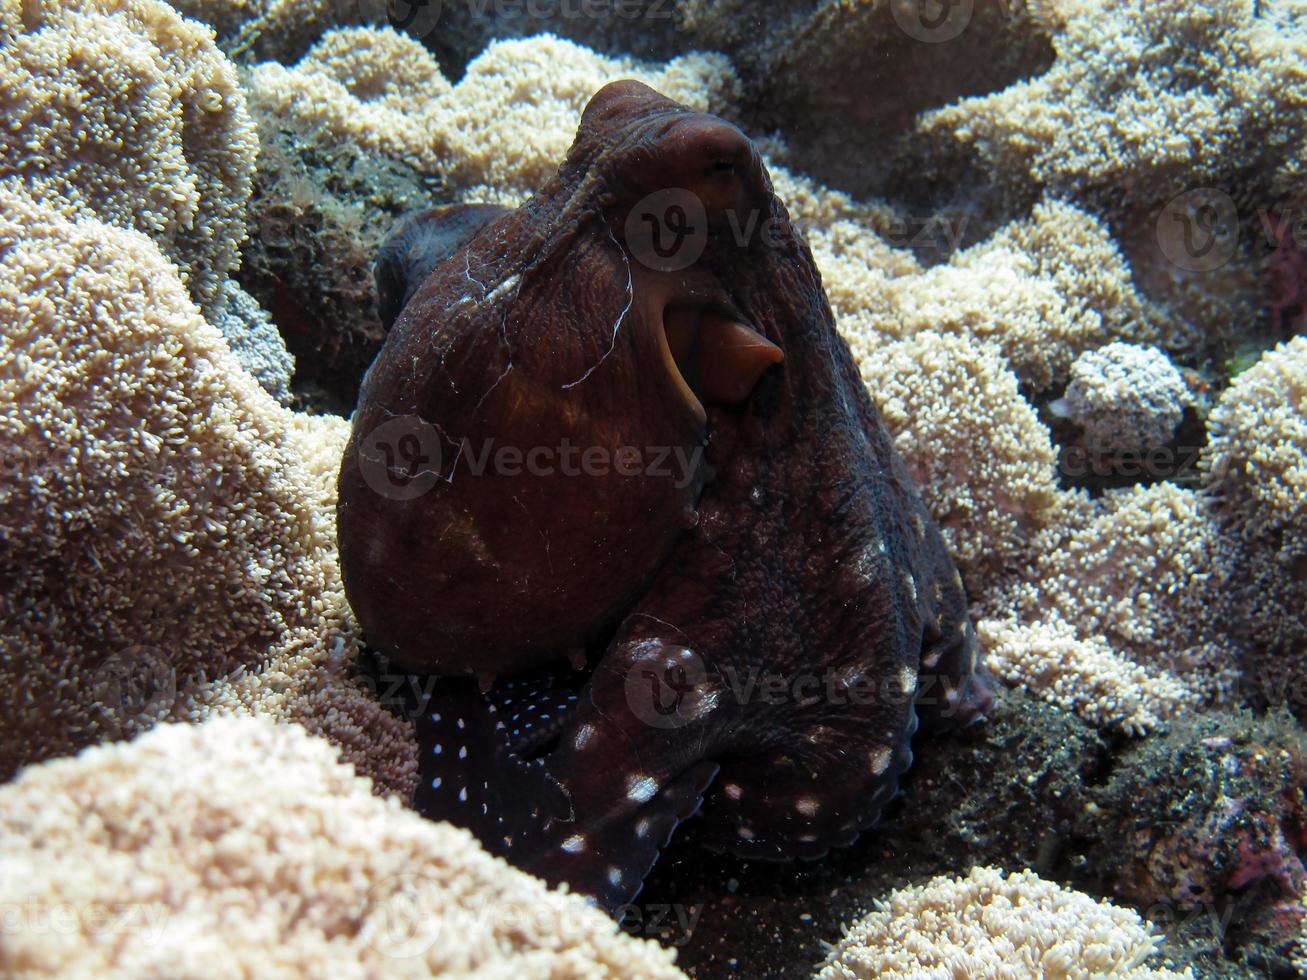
[337,80,993,911]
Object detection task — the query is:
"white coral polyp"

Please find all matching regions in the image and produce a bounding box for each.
[816,867,1192,979]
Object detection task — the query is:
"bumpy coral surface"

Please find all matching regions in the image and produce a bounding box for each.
[245,28,741,198]
[826,198,1168,392]
[0,182,414,797]
[922,0,1307,212]
[857,331,1060,585]
[0,716,686,979]
[0,0,258,315]
[1205,337,1307,543]
[1054,343,1192,453]
[213,280,295,404]
[1203,336,1307,678]
[978,484,1245,733]
[815,866,1191,979]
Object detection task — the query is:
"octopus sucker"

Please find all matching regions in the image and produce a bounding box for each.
[338,80,992,910]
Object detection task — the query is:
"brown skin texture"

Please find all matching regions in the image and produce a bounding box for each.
[339,81,991,910]
[338,85,750,675]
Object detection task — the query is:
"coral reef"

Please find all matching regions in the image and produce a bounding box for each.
[0,715,686,978]
[1203,336,1307,696]
[917,0,1299,364]
[1082,711,1307,958]
[236,50,439,412]
[1052,343,1193,454]
[814,866,1192,979]
[829,198,1175,393]
[0,179,415,798]
[0,0,258,316]
[681,0,1056,200]
[0,180,329,768]
[857,330,1060,586]
[1204,337,1307,546]
[976,484,1245,733]
[921,0,1306,215]
[2,0,1306,974]
[640,690,1288,978]
[824,207,1260,733]
[245,28,739,195]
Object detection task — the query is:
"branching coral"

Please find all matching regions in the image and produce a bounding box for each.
[0,0,258,315]
[815,866,1192,979]
[0,716,686,979]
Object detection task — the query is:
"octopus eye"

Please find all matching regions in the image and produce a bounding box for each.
[619,118,761,219]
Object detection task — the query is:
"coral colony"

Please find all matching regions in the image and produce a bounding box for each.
[1,0,1304,976]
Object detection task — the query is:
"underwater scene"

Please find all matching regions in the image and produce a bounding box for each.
[2,0,1307,977]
